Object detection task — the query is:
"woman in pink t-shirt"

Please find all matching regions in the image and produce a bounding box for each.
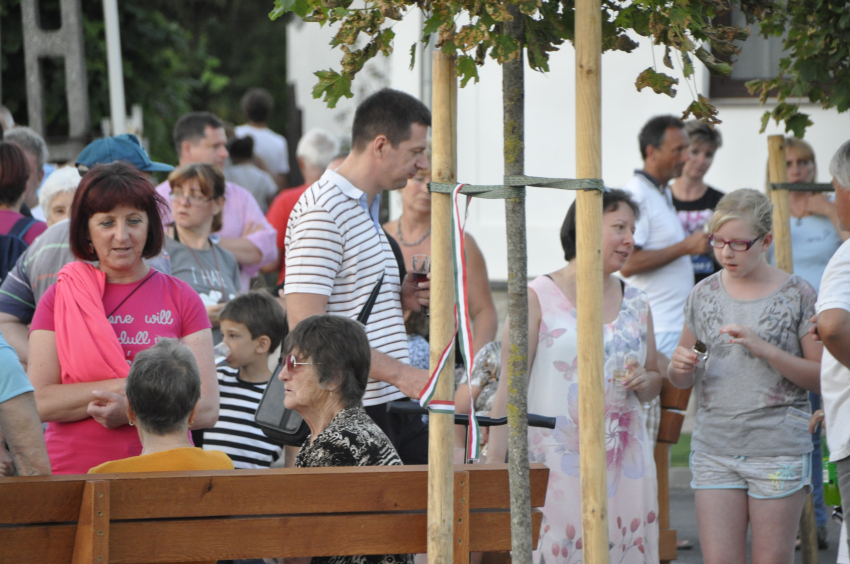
[28,162,219,474]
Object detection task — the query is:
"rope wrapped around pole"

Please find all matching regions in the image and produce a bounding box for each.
[429,177,604,200]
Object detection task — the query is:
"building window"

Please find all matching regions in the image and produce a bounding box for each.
[709,9,788,98]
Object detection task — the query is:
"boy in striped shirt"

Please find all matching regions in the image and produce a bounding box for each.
[203,291,287,468]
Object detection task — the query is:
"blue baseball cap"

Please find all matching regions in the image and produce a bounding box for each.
[76,134,174,172]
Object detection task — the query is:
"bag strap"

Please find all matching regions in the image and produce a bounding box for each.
[356,273,384,326]
[8,216,36,240]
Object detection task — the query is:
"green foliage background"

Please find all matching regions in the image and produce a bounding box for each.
[0,0,290,164]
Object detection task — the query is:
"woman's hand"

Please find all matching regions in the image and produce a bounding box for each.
[0,447,14,476]
[623,359,651,394]
[719,324,773,360]
[809,409,825,434]
[87,390,129,429]
[808,314,821,342]
[401,273,430,313]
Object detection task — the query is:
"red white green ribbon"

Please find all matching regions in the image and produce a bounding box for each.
[417,183,481,460]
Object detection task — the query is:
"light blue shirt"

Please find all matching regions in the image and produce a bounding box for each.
[768,214,843,294]
[0,333,32,404]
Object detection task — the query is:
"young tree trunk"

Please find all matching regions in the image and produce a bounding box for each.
[502,7,532,564]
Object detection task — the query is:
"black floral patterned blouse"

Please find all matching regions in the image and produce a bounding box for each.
[295,407,414,564]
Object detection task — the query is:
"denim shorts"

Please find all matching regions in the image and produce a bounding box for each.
[690,451,811,499]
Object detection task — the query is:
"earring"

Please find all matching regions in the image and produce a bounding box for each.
[128,421,134,426]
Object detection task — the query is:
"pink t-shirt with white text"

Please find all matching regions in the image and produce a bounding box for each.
[31,270,211,474]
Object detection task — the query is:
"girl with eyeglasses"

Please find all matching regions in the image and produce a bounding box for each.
[165,163,241,345]
[669,188,823,564]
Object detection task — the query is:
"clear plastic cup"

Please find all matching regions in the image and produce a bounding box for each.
[213,341,230,363]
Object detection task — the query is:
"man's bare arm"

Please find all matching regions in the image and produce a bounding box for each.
[0,392,50,475]
[287,292,428,398]
[619,231,707,277]
[818,308,850,368]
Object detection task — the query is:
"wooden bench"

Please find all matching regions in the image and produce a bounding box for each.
[655,379,693,564]
[0,463,548,564]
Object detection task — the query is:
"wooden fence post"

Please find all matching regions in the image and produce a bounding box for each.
[575,0,609,563]
[428,50,457,564]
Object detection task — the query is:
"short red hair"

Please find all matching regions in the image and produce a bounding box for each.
[70,162,167,261]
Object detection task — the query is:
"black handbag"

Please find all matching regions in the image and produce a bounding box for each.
[254,273,385,446]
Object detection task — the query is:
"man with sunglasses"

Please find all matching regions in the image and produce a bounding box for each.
[284,89,431,465]
[0,134,173,367]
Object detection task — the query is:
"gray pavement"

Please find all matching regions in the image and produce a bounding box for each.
[669,486,842,564]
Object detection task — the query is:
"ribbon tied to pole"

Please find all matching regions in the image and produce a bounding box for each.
[418,183,481,461]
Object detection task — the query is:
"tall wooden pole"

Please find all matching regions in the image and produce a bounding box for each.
[428,50,457,564]
[575,0,609,563]
[767,135,818,564]
[768,136,793,272]
[503,6,532,564]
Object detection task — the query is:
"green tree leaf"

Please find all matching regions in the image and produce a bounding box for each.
[635,67,678,97]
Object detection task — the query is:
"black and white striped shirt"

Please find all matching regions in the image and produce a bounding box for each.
[202,367,282,469]
[284,169,409,406]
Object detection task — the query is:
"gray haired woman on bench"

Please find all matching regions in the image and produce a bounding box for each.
[279,314,412,564]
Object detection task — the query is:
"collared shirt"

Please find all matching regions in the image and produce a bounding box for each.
[156,180,278,292]
[284,169,409,406]
[621,172,694,333]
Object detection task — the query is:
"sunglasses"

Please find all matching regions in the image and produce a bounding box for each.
[285,354,320,372]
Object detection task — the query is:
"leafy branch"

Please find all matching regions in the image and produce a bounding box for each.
[270,0,775,122]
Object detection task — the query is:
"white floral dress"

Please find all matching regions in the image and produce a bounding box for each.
[528,276,659,564]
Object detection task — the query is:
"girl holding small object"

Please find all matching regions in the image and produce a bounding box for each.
[668,189,822,564]
[488,189,662,564]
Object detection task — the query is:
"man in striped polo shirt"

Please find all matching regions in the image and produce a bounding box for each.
[285,89,431,464]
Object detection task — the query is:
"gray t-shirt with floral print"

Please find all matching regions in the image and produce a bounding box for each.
[685,272,817,457]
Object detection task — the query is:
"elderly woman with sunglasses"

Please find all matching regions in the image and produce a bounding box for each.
[279,314,412,564]
[166,163,240,344]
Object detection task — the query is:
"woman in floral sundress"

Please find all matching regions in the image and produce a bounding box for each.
[489,189,663,564]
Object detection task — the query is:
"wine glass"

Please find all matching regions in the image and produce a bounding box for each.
[411,254,431,316]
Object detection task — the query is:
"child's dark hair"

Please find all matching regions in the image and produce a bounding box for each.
[220,291,287,351]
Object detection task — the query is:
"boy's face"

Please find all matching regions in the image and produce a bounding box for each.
[220,319,264,368]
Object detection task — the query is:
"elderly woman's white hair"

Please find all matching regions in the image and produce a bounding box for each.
[829,140,850,190]
[39,166,82,218]
[296,129,340,172]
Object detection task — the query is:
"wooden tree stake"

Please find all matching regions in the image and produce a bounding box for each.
[576,0,609,563]
[768,135,793,273]
[428,49,457,564]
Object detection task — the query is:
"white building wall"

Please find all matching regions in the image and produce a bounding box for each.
[288,14,850,281]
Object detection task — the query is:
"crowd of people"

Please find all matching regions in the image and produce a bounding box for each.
[3,84,850,564]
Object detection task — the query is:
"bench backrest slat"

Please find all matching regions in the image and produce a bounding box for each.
[0,464,548,525]
[0,509,544,564]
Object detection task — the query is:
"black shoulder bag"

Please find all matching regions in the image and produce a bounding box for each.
[254,273,385,446]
